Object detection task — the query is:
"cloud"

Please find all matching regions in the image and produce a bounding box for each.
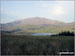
[51,6,64,15]
[1,1,74,23]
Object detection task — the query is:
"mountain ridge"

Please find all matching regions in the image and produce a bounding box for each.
[2,17,66,25]
[1,17,74,34]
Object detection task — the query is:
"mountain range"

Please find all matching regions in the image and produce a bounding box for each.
[1,17,75,34]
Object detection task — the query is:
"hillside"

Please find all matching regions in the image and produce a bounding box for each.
[4,17,65,25]
[1,17,75,34]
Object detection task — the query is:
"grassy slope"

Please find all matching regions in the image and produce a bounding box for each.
[1,34,74,55]
[13,25,75,34]
[1,22,75,34]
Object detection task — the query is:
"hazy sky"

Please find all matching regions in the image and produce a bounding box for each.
[1,1,74,23]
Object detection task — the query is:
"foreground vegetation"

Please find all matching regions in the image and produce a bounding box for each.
[1,33,74,55]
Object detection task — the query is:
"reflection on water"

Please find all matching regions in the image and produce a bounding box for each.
[32,33,55,36]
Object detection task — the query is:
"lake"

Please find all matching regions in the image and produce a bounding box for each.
[32,33,55,36]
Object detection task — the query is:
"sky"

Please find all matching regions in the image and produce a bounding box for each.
[1,1,74,23]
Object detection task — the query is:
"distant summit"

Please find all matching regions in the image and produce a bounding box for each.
[1,17,74,34]
[4,17,65,26]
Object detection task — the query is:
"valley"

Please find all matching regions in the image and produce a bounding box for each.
[1,17,74,55]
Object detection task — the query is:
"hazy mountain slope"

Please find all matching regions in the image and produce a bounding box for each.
[1,17,65,30]
[19,17,65,25]
[1,17,74,34]
[2,17,65,25]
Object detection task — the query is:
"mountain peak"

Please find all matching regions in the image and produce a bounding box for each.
[1,17,66,27]
[8,17,66,26]
[25,17,48,20]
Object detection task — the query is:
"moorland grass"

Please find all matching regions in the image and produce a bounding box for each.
[1,33,74,55]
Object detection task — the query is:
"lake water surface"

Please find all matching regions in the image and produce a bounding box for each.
[32,33,54,36]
